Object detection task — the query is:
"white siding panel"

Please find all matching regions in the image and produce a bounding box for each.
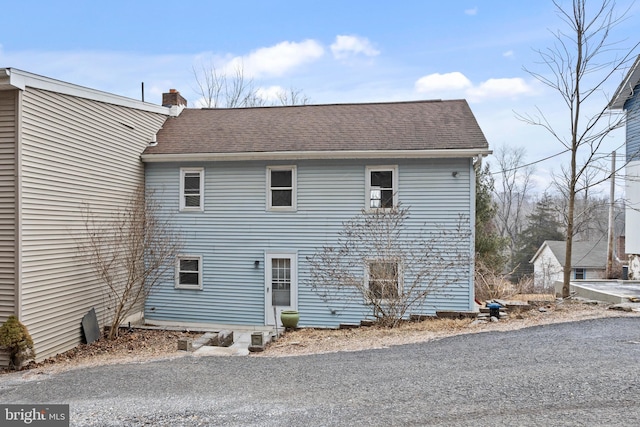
[19,88,168,362]
[0,90,16,328]
[145,158,474,328]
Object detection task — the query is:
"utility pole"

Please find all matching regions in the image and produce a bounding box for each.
[606,151,616,278]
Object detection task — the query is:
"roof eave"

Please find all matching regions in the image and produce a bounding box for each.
[609,55,640,110]
[141,148,493,163]
[0,67,176,116]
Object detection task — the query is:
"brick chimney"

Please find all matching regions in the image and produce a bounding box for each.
[162,89,187,107]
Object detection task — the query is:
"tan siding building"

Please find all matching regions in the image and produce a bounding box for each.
[0,69,177,365]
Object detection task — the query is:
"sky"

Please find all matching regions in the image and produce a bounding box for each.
[2,0,639,195]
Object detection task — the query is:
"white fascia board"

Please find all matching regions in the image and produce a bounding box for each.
[0,68,176,116]
[609,55,640,110]
[141,148,493,163]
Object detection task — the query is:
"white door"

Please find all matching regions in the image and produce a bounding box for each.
[265,252,298,326]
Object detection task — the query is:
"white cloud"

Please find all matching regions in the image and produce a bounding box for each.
[466,77,534,101]
[415,72,472,93]
[330,35,380,59]
[256,85,285,102]
[464,7,478,16]
[415,73,536,102]
[226,39,324,78]
[503,50,514,58]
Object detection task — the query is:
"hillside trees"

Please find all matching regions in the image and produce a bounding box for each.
[519,0,638,297]
[475,162,507,271]
[512,193,565,283]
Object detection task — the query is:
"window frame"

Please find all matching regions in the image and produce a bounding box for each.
[574,268,586,280]
[267,165,297,211]
[175,255,203,290]
[365,259,402,301]
[365,165,398,210]
[180,167,204,212]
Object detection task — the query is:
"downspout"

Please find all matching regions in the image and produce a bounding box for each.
[469,155,478,310]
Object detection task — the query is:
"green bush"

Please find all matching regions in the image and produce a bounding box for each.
[0,316,35,368]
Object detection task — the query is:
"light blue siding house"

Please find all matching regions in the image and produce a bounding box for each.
[142,101,491,328]
[610,55,640,279]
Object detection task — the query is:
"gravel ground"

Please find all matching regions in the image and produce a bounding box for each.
[1,316,639,426]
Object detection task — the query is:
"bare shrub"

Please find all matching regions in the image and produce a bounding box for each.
[78,185,182,340]
[307,205,472,327]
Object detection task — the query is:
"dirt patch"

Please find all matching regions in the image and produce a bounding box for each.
[2,300,639,376]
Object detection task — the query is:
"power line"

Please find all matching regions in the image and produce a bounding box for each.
[490,149,570,175]
[490,146,629,177]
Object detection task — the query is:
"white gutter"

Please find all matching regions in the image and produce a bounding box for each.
[141,148,493,163]
[0,68,176,116]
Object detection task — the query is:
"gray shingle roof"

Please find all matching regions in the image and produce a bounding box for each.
[143,100,489,156]
[541,240,608,268]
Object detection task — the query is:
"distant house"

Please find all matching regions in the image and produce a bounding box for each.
[0,68,181,365]
[530,240,608,291]
[142,101,491,328]
[610,55,640,278]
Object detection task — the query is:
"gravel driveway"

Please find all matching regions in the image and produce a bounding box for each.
[2,317,639,426]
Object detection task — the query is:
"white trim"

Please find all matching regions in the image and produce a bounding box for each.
[610,55,640,110]
[175,255,203,290]
[365,165,398,210]
[141,148,493,163]
[0,68,176,116]
[266,165,297,211]
[179,167,204,212]
[264,251,298,327]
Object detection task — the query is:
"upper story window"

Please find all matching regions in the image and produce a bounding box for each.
[366,166,398,209]
[180,168,204,211]
[175,255,203,290]
[267,166,297,211]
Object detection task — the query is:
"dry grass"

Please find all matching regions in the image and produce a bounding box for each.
[258,300,640,357]
[2,329,200,378]
[3,299,639,377]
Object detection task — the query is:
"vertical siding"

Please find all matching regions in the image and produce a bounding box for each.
[145,158,474,328]
[19,88,168,361]
[0,90,17,367]
[625,86,640,163]
[625,87,640,254]
[0,90,16,323]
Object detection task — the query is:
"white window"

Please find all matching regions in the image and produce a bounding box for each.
[175,255,203,290]
[574,268,586,280]
[180,168,204,211]
[366,166,398,209]
[367,260,400,300]
[267,166,296,211]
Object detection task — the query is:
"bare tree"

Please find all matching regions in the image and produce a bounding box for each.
[551,165,608,241]
[493,145,535,266]
[518,0,638,297]
[276,87,311,106]
[193,60,310,108]
[79,185,182,340]
[306,206,471,327]
[193,61,266,108]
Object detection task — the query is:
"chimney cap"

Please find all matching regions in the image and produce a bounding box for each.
[169,89,177,93]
